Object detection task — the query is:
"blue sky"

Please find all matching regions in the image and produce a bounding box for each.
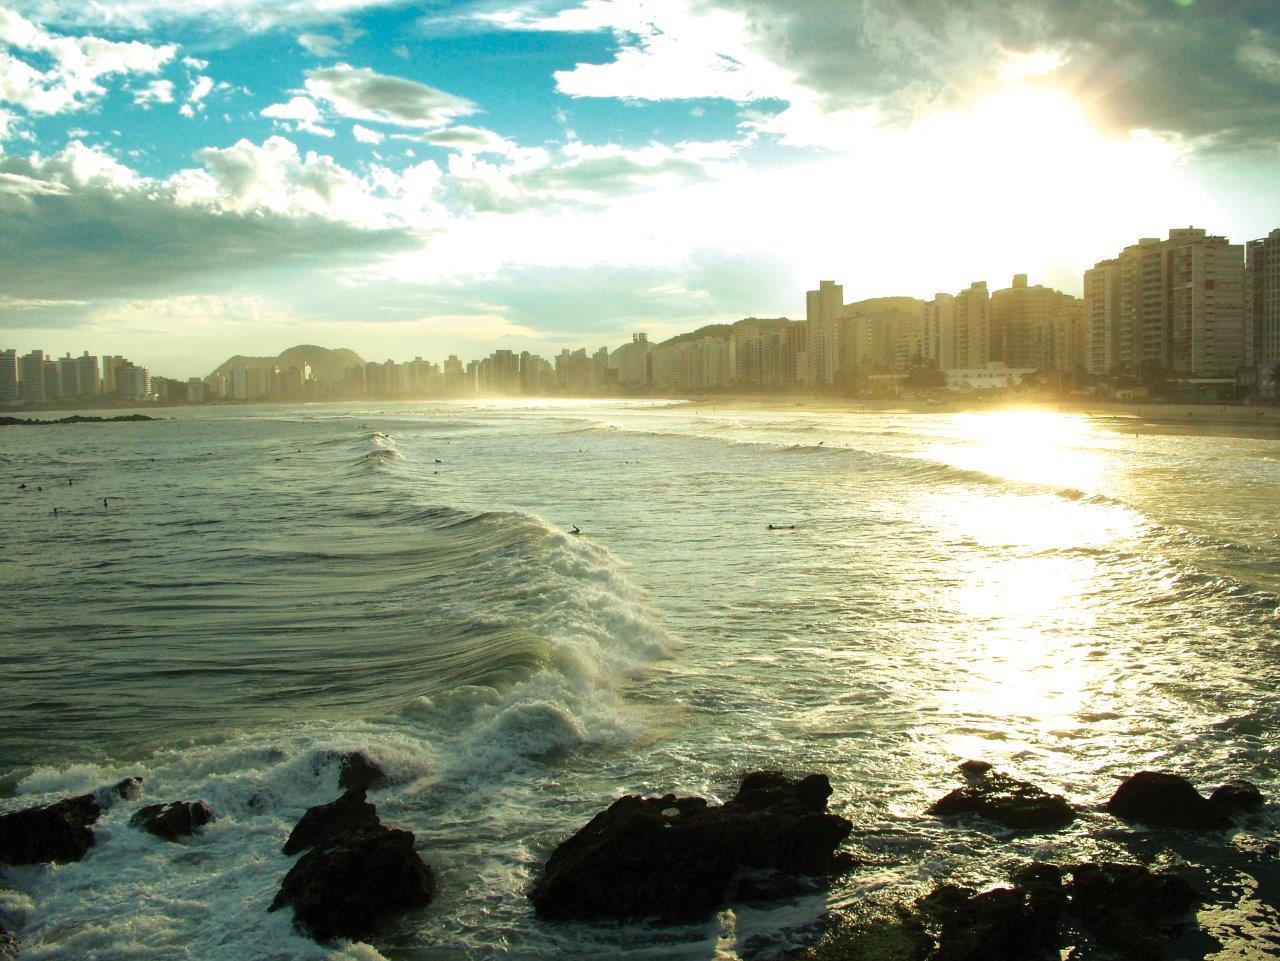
[3,0,1280,376]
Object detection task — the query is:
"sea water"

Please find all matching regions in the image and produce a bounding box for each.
[1,400,1277,959]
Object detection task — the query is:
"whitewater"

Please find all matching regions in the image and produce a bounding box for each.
[1,399,1277,959]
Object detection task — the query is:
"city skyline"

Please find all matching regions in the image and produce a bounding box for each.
[6,219,1279,401]
[5,2,1280,373]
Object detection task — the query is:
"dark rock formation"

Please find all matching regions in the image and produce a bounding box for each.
[1,414,158,427]
[920,871,1065,961]
[309,750,389,792]
[1068,862,1199,960]
[130,801,215,841]
[529,771,852,921]
[282,788,380,856]
[1208,779,1264,815]
[269,825,436,942]
[0,923,16,961]
[928,772,1076,831]
[338,752,388,793]
[796,860,1197,961]
[958,759,993,777]
[1106,771,1230,830]
[0,793,100,864]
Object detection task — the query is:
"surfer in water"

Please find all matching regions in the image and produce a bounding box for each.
[767,523,796,530]
[570,525,581,535]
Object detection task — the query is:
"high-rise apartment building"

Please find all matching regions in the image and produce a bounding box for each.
[19,350,46,402]
[1092,228,1246,381]
[1165,228,1245,378]
[76,352,100,396]
[928,293,956,369]
[1247,227,1280,394]
[116,362,150,401]
[953,281,990,369]
[616,333,651,389]
[57,353,81,398]
[101,355,127,395]
[806,280,843,386]
[1083,259,1121,375]
[990,275,1082,372]
[0,349,17,402]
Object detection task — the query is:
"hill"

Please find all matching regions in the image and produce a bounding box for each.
[656,316,798,348]
[209,345,365,382]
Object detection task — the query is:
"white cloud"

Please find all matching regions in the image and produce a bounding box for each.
[297,32,341,56]
[0,8,175,116]
[188,74,213,104]
[352,123,383,144]
[304,63,473,128]
[262,95,335,137]
[132,77,173,106]
[480,0,795,102]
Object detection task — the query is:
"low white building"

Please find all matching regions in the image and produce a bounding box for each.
[944,363,1036,392]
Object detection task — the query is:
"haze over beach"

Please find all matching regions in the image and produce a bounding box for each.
[2,3,1280,961]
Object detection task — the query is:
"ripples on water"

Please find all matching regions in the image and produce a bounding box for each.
[1,401,1277,960]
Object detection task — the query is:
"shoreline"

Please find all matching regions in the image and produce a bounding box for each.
[680,394,1280,436]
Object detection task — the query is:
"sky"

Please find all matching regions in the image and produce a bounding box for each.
[2,0,1280,377]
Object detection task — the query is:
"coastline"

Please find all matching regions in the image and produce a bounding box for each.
[680,394,1280,437]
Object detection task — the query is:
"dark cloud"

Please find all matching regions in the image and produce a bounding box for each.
[709,0,1280,149]
[0,154,414,314]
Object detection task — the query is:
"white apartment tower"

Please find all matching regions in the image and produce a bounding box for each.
[805,280,843,386]
[953,281,990,369]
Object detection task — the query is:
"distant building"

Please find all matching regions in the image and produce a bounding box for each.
[615,333,651,389]
[1084,258,1121,376]
[19,350,46,402]
[1246,227,1280,395]
[101,355,126,395]
[116,362,150,401]
[77,352,100,397]
[953,281,991,369]
[1092,227,1247,381]
[927,293,956,369]
[990,275,1082,373]
[806,280,843,386]
[0,349,17,403]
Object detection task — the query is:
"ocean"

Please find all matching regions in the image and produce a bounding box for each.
[1,400,1278,959]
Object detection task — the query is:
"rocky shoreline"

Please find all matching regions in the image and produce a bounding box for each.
[0,414,160,427]
[0,758,1269,959]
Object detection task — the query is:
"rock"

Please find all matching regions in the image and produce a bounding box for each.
[791,904,930,961]
[529,771,852,921]
[337,752,388,792]
[1106,771,1229,830]
[919,873,1064,961]
[0,793,100,864]
[735,771,833,812]
[958,760,993,777]
[1069,861,1198,920]
[1208,779,1264,815]
[0,923,16,961]
[310,750,389,792]
[1068,862,1198,961]
[269,825,436,942]
[282,788,381,856]
[130,801,215,841]
[928,772,1076,831]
